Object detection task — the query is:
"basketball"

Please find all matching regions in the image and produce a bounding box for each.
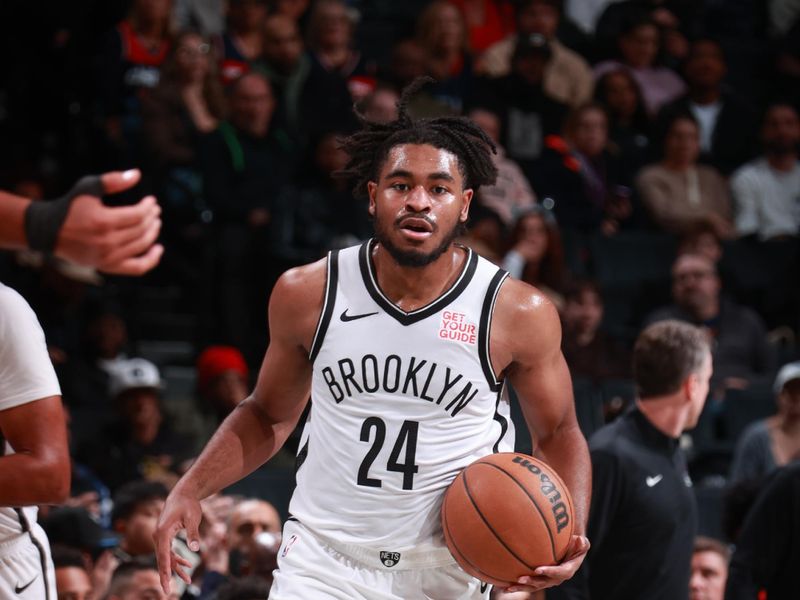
[441,452,575,587]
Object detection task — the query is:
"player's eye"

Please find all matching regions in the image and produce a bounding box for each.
[432,186,448,194]
[391,183,409,191]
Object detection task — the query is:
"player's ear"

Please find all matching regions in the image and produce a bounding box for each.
[459,188,473,223]
[367,181,377,217]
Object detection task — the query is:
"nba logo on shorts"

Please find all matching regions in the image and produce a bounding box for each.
[379,551,401,568]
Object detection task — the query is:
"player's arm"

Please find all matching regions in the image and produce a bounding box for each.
[491,279,591,594]
[154,259,326,593]
[0,170,163,275]
[0,396,70,505]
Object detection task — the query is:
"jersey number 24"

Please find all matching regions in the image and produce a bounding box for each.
[358,417,419,490]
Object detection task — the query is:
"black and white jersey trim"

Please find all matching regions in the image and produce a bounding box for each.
[358,239,479,326]
[478,269,508,391]
[309,250,340,362]
[492,382,509,453]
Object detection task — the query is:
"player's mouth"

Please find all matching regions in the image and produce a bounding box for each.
[398,217,434,241]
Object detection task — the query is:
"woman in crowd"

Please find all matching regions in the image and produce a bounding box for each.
[593,16,686,116]
[636,112,733,238]
[502,206,567,309]
[594,67,653,177]
[416,0,476,113]
[142,30,225,238]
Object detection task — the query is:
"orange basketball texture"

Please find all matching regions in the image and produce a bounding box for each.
[441,452,575,587]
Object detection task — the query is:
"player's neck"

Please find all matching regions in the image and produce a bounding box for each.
[372,243,466,312]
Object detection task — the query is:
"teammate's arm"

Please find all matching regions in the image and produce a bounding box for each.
[0,396,70,505]
[491,279,591,594]
[154,260,326,593]
[0,170,163,276]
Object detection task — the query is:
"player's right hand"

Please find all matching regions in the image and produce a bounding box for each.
[153,489,202,593]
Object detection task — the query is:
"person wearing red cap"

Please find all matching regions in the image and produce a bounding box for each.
[196,347,249,446]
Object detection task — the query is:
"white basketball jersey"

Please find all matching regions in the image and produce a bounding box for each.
[289,240,514,552]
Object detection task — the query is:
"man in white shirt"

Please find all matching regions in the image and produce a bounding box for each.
[731,103,800,240]
[0,283,70,598]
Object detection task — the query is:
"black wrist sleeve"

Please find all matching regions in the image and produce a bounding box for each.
[23,175,105,254]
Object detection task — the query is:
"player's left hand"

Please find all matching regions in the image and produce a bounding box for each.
[496,534,590,594]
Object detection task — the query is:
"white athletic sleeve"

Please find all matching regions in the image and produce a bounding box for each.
[0,283,61,411]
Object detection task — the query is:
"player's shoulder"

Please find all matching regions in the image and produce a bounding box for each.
[271,256,328,311]
[493,277,560,336]
[0,282,37,325]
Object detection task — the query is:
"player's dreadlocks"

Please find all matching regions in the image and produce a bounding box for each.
[339,78,498,197]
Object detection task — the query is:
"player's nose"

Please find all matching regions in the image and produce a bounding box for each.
[404,185,432,213]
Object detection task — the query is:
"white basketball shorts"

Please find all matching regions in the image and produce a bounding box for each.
[0,524,56,600]
[270,519,491,600]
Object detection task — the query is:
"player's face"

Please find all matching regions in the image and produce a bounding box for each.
[368,144,472,267]
[689,550,728,600]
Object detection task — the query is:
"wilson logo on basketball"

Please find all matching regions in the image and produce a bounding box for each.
[380,551,401,567]
[512,456,571,533]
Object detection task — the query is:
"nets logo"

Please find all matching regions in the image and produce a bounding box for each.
[379,551,401,568]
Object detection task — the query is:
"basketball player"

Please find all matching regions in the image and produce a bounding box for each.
[0,282,69,599]
[0,169,163,276]
[154,83,591,598]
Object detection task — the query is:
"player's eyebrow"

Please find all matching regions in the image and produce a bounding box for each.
[384,169,455,182]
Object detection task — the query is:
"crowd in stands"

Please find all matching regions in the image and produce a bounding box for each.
[1,0,799,598]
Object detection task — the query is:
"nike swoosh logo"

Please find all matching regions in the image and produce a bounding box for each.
[15,574,38,594]
[646,475,663,487]
[340,309,379,322]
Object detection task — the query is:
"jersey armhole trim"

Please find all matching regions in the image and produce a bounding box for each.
[309,250,339,363]
[479,269,509,391]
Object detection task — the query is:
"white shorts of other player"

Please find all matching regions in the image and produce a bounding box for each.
[270,519,490,600]
[0,523,56,599]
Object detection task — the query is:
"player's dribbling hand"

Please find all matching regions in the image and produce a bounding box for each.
[153,489,203,594]
[498,534,590,594]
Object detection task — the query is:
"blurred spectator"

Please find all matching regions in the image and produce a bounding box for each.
[142,30,225,236]
[456,203,507,263]
[360,85,400,123]
[561,279,632,383]
[106,558,167,600]
[594,68,653,177]
[725,460,800,600]
[53,545,94,600]
[195,345,249,447]
[415,1,475,113]
[95,0,173,167]
[477,0,594,107]
[227,499,281,550]
[258,14,354,144]
[565,0,618,35]
[637,112,733,238]
[216,0,268,85]
[111,481,168,562]
[646,253,774,393]
[386,39,429,90]
[731,103,800,240]
[729,362,800,485]
[200,73,287,352]
[468,107,537,226]
[174,0,226,36]
[678,224,723,266]
[594,16,687,116]
[689,536,729,600]
[502,206,566,309]
[79,358,194,490]
[271,131,371,263]
[594,0,699,66]
[307,0,374,101]
[659,39,758,176]
[271,0,311,23]
[472,33,568,171]
[449,0,516,53]
[43,507,119,564]
[215,575,271,600]
[532,103,632,234]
